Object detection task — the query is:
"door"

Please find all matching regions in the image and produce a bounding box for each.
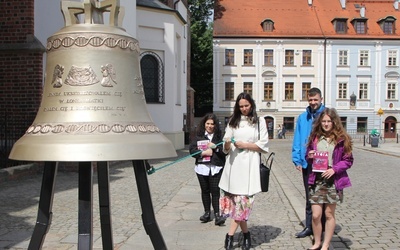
[264,116,274,139]
[384,116,397,139]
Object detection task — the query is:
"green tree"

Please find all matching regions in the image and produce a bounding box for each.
[189,0,214,116]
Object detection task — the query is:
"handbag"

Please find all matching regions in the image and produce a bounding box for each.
[260,161,271,192]
[260,153,275,192]
[258,119,274,192]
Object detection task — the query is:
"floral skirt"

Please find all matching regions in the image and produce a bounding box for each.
[219,190,255,221]
[309,175,342,204]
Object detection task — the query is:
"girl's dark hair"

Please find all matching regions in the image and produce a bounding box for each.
[228,92,257,128]
[308,108,353,154]
[196,113,222,139]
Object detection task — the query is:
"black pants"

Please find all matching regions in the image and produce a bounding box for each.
[302,164,326,230]
[196,170,222,213]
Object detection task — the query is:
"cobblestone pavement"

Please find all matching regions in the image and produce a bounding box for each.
[0,139,399,249]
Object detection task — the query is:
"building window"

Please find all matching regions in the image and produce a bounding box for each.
[383,21,394,34]
[243,49,253,66]
[338,82,347,99]
[338,50,348,66]
[333,19,347,33]
[302,82,311,100]
[140,52,164,103]
[353,19,367,34]
[302,50,312,66]
[359,50,369,66]
[261,19,274,32]
[379,17,395,34]
[285,50,294,66]
[283,117,294,131]
[388,50,397,66]
[225,49,235,66]
[357,117,367,132]
[359,83,368,100]
[264,82,273,100]
[225,82,234,100]
[341,117,347,129]
[387,82,396,99]
[285,82,294,100]
[264,49,274,66]
[243,82,253,96]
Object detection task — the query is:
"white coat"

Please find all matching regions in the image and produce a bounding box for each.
[219,116,269,196]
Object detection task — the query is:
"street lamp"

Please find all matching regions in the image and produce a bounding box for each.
[377,108,384,135]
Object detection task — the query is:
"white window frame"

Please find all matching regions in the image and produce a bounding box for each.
[338,82,348,99]
[359,50,369,66]
[387,82,397,100]
[358,82,368,100]
[388,50,397,66]
[338,50,348,66]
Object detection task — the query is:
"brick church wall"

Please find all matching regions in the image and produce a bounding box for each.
[0,0,45,168]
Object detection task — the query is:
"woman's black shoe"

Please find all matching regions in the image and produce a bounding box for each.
[214,213,226,226]
[224,234,234,250]
[242,231,251,250]
[199,211,211,222]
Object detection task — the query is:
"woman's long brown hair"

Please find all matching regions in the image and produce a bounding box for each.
[308,108,353,154]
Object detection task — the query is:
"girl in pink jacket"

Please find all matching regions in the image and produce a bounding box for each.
[305,108,354,250]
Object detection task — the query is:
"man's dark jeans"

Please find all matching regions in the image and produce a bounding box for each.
[302,165,313,229]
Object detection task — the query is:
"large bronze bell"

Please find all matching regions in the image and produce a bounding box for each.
[9,1,177,249]
[9,0,177,162]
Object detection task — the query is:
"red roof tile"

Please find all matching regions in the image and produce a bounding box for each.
[213,0,400,39]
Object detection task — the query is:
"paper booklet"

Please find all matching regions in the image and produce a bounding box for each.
[312,151,329,172]
[197,140,210,162]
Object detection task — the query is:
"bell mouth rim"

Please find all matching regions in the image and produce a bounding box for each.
[9,134,177,162]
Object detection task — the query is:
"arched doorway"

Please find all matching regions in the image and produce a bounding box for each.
[264,116,274,139]
[384,116,397,138]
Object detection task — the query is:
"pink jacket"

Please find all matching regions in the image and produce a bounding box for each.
[306,137,353,190]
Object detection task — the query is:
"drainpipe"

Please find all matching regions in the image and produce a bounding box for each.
[323,38,326,103]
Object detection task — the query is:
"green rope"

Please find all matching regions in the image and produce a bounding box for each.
[147,140,225,175]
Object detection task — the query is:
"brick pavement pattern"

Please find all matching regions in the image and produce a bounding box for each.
[0,140,399,249]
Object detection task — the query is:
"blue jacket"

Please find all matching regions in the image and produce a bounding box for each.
[306,138,353,190]
[292,104,325,169]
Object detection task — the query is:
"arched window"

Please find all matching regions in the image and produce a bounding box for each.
[140,52,164,103]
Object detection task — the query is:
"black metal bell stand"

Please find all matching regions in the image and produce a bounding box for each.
[28,160,167,250]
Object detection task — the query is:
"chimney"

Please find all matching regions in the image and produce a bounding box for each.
[395,0,399,10]
[360,6,366,17]
[308,0,312,6]
[340,0,346,9]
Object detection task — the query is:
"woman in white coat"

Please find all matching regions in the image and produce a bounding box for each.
[219,92,269,250]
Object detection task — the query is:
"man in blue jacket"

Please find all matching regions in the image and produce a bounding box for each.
[292,87,325,238]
